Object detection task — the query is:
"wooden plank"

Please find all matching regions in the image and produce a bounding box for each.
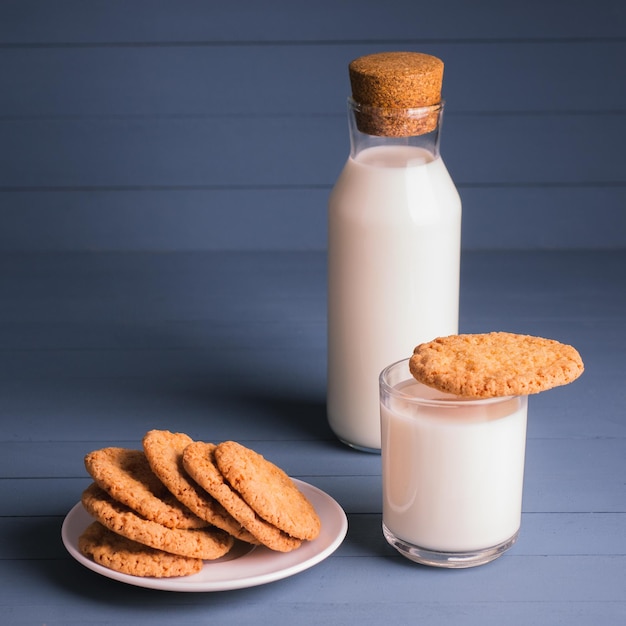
[1,115,624,188]
[0,334,621,441]
[0,250,622,326]
[0,0,624,42]
[1,594,624,626]
[1,512,624,560]
[0,300,622,351]
[0,556,624,622]
[457,187,626,251]
[0,337,619,410]
[0,439,382,480]
[0,187,624,251]
[0,250,621,444]
[0,516,66,559]
[1,250,621,313]
[0,478,92,516]
[0,189,332,252]
[460,252,626,325]
[0,251,328,324]
[338,512,626,558]
[1,42,624,116]
[1,436,624,514]
[0,358,622,442]
[2,594,624,626]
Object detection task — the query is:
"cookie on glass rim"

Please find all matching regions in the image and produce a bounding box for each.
[409,331,584,398]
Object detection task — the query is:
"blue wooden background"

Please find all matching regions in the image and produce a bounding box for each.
[0,0,624,252]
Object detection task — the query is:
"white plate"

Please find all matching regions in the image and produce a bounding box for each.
[61,479,348,592]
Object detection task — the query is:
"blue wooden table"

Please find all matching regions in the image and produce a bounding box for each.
[1,249,624,625]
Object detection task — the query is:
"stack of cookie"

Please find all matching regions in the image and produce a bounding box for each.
[78,431,321,578]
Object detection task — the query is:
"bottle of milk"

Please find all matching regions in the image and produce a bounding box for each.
[327,52,462,451]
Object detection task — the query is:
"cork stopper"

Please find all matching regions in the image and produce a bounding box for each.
[348,52,444,137]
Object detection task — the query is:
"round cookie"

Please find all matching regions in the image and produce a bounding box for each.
[84,447,208,529]
[409,332,584,398]
[142,430,257,543]
[182,441,302,552]
[78,521,203,578]
[81,483,234,560]
[214,441,321,542]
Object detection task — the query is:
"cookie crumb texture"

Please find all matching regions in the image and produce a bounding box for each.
[215,441,321,541]
[84,447,208,529]
[409,332,584,398]
[142,430,257,543]
[81,483,234,560]
[78,522,203,578]
[77,431,322,578]
[182,441,302,552]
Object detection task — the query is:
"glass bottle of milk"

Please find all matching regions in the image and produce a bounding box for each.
[327,52,462,451]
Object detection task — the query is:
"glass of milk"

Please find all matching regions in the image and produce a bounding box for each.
[380,358,528,568]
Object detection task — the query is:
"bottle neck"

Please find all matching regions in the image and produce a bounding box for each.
[347,98,444,160]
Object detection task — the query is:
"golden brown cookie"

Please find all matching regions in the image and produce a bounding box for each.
[182,441,303,552]
[81,483,234,560]
[214,441,321,541]
[84,447,208,530]
[78,521,203,578]
[141,430,257,543]
[409,332,584,398]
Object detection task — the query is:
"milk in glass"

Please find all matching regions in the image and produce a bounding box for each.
[379,360,528,567]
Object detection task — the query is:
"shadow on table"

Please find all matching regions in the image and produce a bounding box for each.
[9,517,284,610]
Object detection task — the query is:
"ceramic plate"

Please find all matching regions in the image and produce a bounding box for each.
[61,479,347,592]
